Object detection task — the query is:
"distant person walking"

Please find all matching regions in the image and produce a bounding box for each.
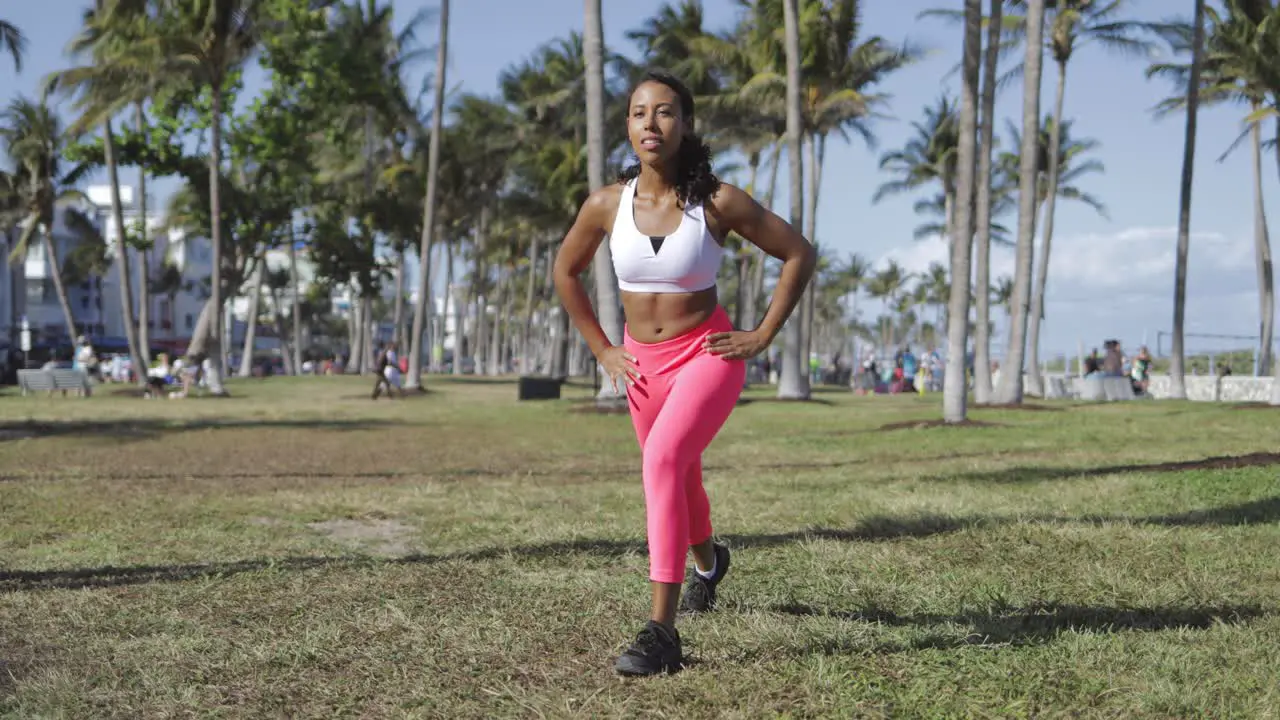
[371,342,400,399]
[553,70,816,677]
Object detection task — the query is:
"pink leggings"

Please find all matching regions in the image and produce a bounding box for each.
[624,306,746,583]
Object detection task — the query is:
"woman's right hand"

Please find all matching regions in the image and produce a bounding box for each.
[598,346,641,392]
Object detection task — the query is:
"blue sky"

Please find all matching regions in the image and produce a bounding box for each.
[3,1,1272,358]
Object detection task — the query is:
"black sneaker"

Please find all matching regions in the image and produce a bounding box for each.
[679,543,731,614]
[613,620,683,676]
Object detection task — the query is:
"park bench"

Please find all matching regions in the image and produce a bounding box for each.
[16,368,93,397]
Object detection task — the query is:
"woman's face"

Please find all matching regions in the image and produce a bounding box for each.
[627,81,686,166]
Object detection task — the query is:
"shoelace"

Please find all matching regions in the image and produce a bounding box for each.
[630,627,664,655]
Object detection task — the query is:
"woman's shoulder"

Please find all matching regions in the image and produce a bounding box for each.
[578,182,627,229]
[705,182,751,211]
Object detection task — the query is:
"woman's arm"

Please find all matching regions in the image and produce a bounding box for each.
[705,183,817,357]
[552,187,641,388]
[552,188,616,358]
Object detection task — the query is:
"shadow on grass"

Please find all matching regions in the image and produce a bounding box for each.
[736,397,837,407]
[0,514,979,593]
[4,498,1277,594]
[770,601,1267,650]
[948,452,1280,483]
[0,417,406,443]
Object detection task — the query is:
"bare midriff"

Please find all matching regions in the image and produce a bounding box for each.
[621,287,720,344]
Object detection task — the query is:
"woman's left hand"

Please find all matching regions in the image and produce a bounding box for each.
[703,330,769,360]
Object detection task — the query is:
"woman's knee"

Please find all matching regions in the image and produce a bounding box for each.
[641,443,688,485]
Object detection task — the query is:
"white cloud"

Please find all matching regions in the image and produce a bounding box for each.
[865,227,1272,355]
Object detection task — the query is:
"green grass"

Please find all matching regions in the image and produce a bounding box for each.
[2,376,1278,718]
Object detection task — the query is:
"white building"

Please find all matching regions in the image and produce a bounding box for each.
[1,185,214,357]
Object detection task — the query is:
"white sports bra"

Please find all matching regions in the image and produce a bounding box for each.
[609,179,723,294]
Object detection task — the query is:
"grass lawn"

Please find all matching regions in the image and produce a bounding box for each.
[1,376,1278,718]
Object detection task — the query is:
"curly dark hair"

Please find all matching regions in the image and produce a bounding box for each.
[617,69,721,208]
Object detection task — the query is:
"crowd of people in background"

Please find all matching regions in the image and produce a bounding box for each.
[853,346,944,396]
[1084,340,1153,396]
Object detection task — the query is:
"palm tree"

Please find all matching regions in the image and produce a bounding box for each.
[1,19,24,72]
[874,96,960,239]
[1149,0,1276,377]
[140,0,270,386]
[1171,0,1207,400]
[974,0,1006,404]
[993,0,1046,405]
[778,0,808,400]
[866,260,910,351]
[48,1,155,384]
[584,0,625,406]
[945,0,982,423]
[625,1,722,99]
[0,98,96,345]
[408,0,449,389]
[1013,0,1152,396]
[1004,115,1107,395]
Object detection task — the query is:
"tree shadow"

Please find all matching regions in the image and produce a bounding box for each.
[0,514,979,594]
[1089,495,1280,528]
[945,452,1280,484]
[769,601,1267,651]
[3,496,1276,594]
[0,418,406,443]
[736,397,837,407]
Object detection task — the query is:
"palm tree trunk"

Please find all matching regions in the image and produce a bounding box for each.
[393,246,406,355]
[584,0,625,404]
[347,292,357,372]
[1250,109,1274,376]
[135,101,151,365]
[972,0,1002,405]
[735,153,761,330]
[1026,59,1069,398]
[1170,0,1205,400]
[288,223,302,373]
[746,145,783,333]
[1273,118,1280,403]
[443,239,455,370]
[493,270,511,375]
[993,0,1046,405]
[407,0,449,389]
[520,236,541,373]
[238,256,264,378]
[102,116,146,384]
[800,133,818,368]
[208,79,226,385]
[945,0,982,423]
[801,133,826,375]
[42,234,78,346]
[778,0,809,401]
[474,283,488,375]
[362,294,376,372]
[271,287,295,376]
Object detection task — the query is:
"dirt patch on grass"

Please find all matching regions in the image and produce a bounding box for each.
[973,403,1064,412]
[878,419,1001,432]
[307,516,418,557]
[1232,403,1280,410]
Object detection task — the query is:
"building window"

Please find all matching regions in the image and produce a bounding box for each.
[185,314,193,330]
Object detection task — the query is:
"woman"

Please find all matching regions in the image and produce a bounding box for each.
[553,70,816,677]
[1130,345,1152,395]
